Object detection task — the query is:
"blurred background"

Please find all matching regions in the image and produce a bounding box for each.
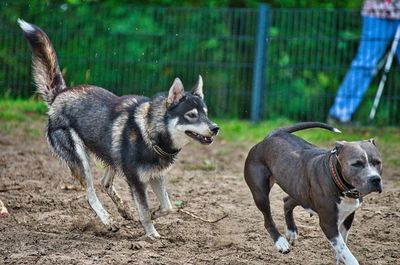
[1,0,399,125]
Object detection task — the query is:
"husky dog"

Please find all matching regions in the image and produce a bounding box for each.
[18,19,219,237]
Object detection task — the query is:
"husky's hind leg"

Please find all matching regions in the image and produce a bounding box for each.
[101,167,133,220]
[69,130,119,231]
[48,127,118,231]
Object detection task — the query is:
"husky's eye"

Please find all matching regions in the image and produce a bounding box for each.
[186,112,198,119]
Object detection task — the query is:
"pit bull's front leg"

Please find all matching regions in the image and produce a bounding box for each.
[319,214,359,265]
[340,212,355,243]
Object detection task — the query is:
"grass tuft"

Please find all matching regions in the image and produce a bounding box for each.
[0,97,47,121]
[1,98,400,145]
[215,118,400,145]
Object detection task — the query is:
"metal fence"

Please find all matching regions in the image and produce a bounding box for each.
[0,4,399,125]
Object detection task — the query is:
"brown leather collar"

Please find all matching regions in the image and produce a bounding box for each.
[329,150,361,199]
[152,144,180,160]
[146,128,180,160]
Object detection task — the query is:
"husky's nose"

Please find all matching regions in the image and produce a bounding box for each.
[210,125,220,135]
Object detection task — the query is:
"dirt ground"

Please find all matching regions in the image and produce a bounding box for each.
[0,119,399,265]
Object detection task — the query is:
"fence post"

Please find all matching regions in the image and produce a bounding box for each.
[251,4,269,123]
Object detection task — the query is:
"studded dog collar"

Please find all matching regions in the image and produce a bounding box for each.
[152,144,180,160]
[146,128,181,160]
[329,149,361,199]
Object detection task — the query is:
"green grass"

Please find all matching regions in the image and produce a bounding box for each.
[1,98,400,145]
[0,97,47,121]
[215,118,400,145]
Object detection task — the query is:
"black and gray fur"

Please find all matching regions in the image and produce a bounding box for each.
[18,19,219,237]
[244,122,383,265]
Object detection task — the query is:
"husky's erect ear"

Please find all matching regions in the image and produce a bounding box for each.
[192,75,204,99]
[167,78,184,107]
[367,138,376,146]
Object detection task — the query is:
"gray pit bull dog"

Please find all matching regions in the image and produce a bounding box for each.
[244,122,383,265]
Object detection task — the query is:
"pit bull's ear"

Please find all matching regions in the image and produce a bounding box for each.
[167,78,184,107]
[335,141,346,154]
[192,75,204,99]
[367,138,376,146]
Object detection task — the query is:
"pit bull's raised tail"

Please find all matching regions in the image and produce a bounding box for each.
[268,122,341,137]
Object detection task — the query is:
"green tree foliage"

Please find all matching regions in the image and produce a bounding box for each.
[1,1,397,125]
[1,2,259,118]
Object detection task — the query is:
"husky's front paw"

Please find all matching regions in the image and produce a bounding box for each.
[151,207,175,220]
[146,230,161,240]
[118,208,134,220]
[107,220,120,232]
[275,236,290,254]
[143,222,161,240]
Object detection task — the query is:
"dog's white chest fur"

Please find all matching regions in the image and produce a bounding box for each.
[337,197,361,225]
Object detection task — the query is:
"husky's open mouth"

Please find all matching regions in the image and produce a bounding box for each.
[185,131,213,145]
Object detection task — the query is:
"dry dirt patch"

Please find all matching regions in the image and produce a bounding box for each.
[0,120,399,264]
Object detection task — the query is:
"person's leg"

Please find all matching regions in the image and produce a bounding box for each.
[395,20,400,61]
[329,16,396,122]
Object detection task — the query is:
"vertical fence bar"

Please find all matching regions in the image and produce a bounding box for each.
[251,4,269,123]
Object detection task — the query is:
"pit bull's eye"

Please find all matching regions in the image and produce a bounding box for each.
[351,161,364,168]
[372,160,381,167]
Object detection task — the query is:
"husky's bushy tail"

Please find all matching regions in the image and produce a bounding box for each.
[18,19,66,105]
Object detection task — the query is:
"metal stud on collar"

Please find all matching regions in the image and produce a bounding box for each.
[343,190,361,199]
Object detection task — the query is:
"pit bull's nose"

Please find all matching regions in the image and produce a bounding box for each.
[210,125,220,135]
[370,176,381,186]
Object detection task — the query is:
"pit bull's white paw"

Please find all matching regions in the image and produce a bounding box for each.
[285,228,298,245]
[275,236,290,254]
